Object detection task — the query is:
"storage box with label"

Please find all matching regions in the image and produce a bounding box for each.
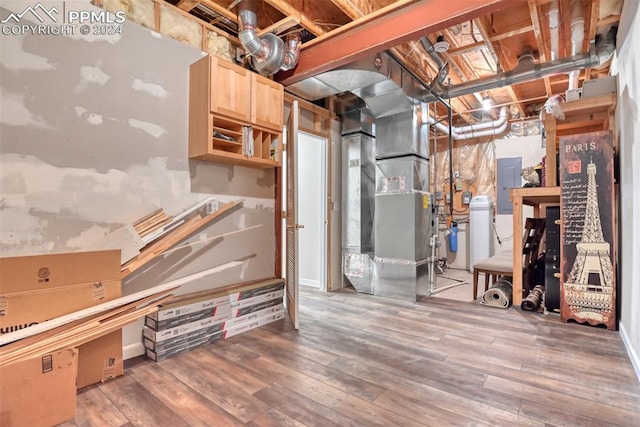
[0,250,124,388]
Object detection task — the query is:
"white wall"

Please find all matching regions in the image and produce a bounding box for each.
[493,134,546,252]
[297,132,325,288]
[0,8,276,358]
[612,0,640,381]
[441,134,545,270]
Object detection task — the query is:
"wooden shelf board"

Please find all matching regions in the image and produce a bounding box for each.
[192,150,279,168]
[560,94,616,116]
[510,186,561,205]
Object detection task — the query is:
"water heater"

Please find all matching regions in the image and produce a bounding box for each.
[469,195,494,273]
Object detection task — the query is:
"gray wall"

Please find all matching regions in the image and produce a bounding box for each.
[0,9,276,357]
[613,0,640,380]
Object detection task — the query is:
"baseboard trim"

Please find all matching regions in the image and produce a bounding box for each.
[123,342,145,360]
[620,322,640,383]
[299,278,320,287]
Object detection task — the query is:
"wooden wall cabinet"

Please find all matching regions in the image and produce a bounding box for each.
[189,55,284,168]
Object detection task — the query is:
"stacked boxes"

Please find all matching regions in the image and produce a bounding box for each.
[0,250,124,388]
[143,279,285,361]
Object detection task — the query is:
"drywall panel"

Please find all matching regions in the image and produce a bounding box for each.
[612,0,640,381]
[0,5,275,357]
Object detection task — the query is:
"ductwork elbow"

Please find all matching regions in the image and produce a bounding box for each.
[237,0,286,76]
[280,33,301,72]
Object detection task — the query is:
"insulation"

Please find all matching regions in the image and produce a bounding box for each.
[205,31,234,62]
[431,137,496,213]
[160,5,203,48]
[99,0,155,30]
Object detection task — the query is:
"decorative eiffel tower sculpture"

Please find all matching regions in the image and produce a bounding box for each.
[563,159,614,324]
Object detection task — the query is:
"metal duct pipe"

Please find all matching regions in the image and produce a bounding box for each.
[424,49,600,103]
[428,115,508,140]
[280,34,302,72]
[420,36,445,69]
[238,0,300,75]
[569,0,585,90]
[548,0,560,60]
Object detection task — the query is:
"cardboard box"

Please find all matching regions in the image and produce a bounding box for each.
[76,330,123,389]
[0,250,124,388]
[0,250,120,294]
[0,348,78,427]
[0,279,121,332]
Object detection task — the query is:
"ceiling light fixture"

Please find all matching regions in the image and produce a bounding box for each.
[481,95,494,111]
[433,35,449,53]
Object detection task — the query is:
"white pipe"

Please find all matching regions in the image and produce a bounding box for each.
[548,0,560,61]
[569,0,585,90]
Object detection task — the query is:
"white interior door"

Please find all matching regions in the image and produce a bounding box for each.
[297,131,328,290]
[285,101,300,329]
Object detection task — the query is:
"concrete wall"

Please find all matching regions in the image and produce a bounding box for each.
[612,0,640,381]
[0,7,276,358]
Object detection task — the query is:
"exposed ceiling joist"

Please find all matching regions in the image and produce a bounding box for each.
[528,0,552,96]
[257,16,300,36]
[198,0,238,24]
[474,16,525,118]
[176,0,198,12]
[276,0,523,86]
[264,0,331,36]
[489,24,534,42]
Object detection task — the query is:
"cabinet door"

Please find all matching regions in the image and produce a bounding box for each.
[210,56,251,123]
[251,73,284,132]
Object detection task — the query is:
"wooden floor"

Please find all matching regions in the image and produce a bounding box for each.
[61,287,640,427]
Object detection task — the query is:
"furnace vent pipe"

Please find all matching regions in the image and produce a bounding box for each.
[548,0,560,60]
[569,0,585,90]
[237,0,300,75]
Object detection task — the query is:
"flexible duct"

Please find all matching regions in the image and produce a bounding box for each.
[569,0,585,90]
[425,106,508,140]
[237,0,300,75]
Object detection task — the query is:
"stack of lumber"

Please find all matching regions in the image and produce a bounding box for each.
[143,278,285,361]
[121,199,244,279]
[0,283,179,367]
[133,209,173,239]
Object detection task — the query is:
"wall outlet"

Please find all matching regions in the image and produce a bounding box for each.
[454,170,460,178]
[435,191,443,200]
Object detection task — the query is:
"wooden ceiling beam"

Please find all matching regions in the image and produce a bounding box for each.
[489,24,534,42]
[276,0,523,86]
[176,0,198,12]
[528,0,552,96]
[448,41,485,56]
[257,16,300,36]
[264,0,331,36]
[474,16,525,118]
[198,0,239,24]
[584,0,600,81]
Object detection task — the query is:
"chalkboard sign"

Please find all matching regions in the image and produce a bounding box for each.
[559,130,616,330]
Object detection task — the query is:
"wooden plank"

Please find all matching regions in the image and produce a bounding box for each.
[489,24,534,41]
[0,280,181,346]
[257,16,300,37]
[121,199,244,278]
